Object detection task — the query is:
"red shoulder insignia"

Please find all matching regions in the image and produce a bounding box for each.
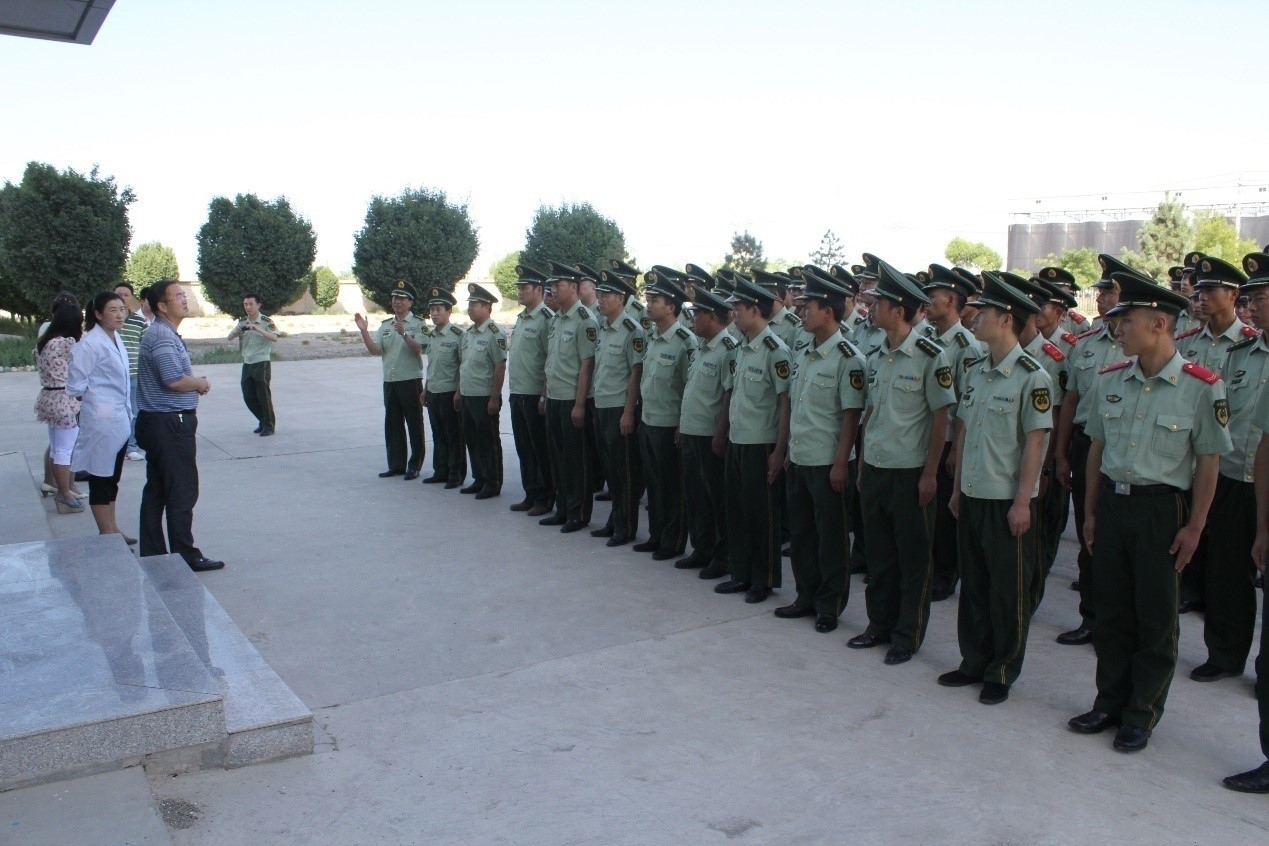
[1041,341,1066,362]
[1070,311,1087,324]
[1241,325,1260,339]
[1099,359,1132,375]
[1182,361,1220,384]
[1074,326,1100,341]
[1175,325,1202,341]
[858,307,868,318]
[1061,332,1080,346]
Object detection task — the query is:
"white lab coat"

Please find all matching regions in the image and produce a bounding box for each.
[68,325,132,477]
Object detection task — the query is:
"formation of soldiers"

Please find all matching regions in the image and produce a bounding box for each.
[374,248,1269,794]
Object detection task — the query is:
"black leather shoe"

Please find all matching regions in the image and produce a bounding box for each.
[539,515,567,526]
[403,470,420,481]
[846,633,890,650]
[781,544,792,558]
[1190,662,1241,682]
[930,586,954,602]
[814,614,838,633]
[187,556,225,572]
[673,553,710,569]
[258,428,274,437]
[594,491,612,502]
[378,469,405,478]
[632,539,660,553]
[774,604,815,619]
[743,585,772,604]
[459,483,481,494]
[526,503,552,516]
[1070,579,1080,591]
[474,487,499,500]
[937,670,980,687]
[1068,710,1118,734]
[884,645,914,665]
[651,548,683,561]
[423,475,446,484]
[979,682,1009,705]
[560,520,588,534]
[591,525,615,538]
[444,480,462,489]
[605,534,631,547]
[509,499,533,510]
[253,425,261,434]
[1223,761,1269,793]
[714,579,750,594]
[1056,625,1093,646]
[1112,724,1151,752]
[1178,599,1205,614]
[698,560,730,580]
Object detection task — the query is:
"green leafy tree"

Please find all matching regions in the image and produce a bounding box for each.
[125,241,180,286]
[808,229,846,268]
[306,265,340,309]
[1035,247,1100,287]
[490,251,522,300]
[1192,210,1260,264]
[723,230,767,273]
[353,187,479,312]
[1119,193,1191,280]
[0,162,133,318]
[521,202,625,271]
[944,237,1001,272]
[197,194,316,314]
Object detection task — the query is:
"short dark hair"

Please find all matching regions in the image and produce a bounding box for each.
[138,285,152,302]
[84,291,124,331]
[999,310,1024,336]
[114,281,135,295]
[38,302,83,352]
[242,292,262,304]
[147,279,178,313]
[899,302,920,324]
[49,291,79,314]
[755,299,775,320]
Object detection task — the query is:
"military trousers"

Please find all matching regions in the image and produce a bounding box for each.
[786,462,851,616]
[1201,475,1257,673]
[639,423,686,554]
[460,394,502,494]
[1258,578,1268,759]
[956,497,1039,686]
[585,397,605,493]
[724,442,783,589]
[1090,481,1187,730]
[1069,426,1095,627]
[509,394,553,508]
[1032,456,1070,611]
[546,398,593,524]
[383,378,425,474]
[240,361,275,431]
[425,389,466,485]
[931,440,959,594]
[860,464,935,652]
[681,434,727,566]
[594,406,641,539]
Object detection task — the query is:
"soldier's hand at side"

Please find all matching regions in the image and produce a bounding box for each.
[766,449,784,484]
[452,393,461,413]
[949,490,960,519]
[538,397,546,417]
[354,313,368,332]
[1007,501,1031,537]
[1169,524,1204,572]
[673,426,681,447]
[943,448,957,478]
[620,410,634,436]
[1055,456,1072,490]
[487,396,500,416]
[711,431,726,457]
[1038,475,1050,500]
[1252,530,1268,573]
[917,470,937,507]
[829,459,850,493]
[1083,513,1095,553]
[571,403,585,429]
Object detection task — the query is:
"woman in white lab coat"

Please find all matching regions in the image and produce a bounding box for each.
[68,291,134,542]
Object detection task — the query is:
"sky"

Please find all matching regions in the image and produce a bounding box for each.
[2,0,1266,281]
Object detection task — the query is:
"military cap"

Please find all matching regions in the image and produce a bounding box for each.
[951,266,983,294]
[1095,253,1138,284]
[874,259,931,307]
[1184,251,1205,269]
[610,258,642,278]
[596,270,638,298]
[573,262,601,282]
[692,286,732,317]
[715,267,736,283]
[794,273,849,305]
[859,253,881,280]
[1038,266,1078,291]
[725,276,780,306]
[389,281,417,301]
[828,264,860,295]
[712,275,736,297]
[977,271,1041,315]
[1242,253,1269,289]
[647,264,687,283]
[1035,278,1077,309]
[1166,266,1186,284]
[1193,256,1248,290]
[752,268,792,292]
[733,271,754,286]
[924,263,976,299]
[995,271,1045,310]
[466,282,499,304]
[908,270,931,286]
[546,259,582,282]
[850,264,867,277]
[515,262,548,286]
[1105,272,1190,317]
[644,269,688,302]
[684,263,715,288]
[426,286,457,307]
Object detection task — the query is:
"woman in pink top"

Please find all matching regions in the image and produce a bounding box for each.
[34,302,84,513]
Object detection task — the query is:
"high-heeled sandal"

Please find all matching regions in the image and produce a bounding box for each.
[53,493,85,513]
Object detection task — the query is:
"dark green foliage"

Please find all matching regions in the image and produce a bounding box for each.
[197,194,316,315]
[723,231,766,274]
[945,237,1002,272]
[490,251,521,300]
[1119,194,1191,280]
[1035,247,1100,287]
[125,241,180,286]
[808,230,846,269]
[521,203,625,271]
[307,265,340,309]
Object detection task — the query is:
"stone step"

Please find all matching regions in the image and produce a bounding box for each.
[0,451,53,544]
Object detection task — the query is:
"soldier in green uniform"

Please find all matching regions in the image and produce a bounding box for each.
[508,263,555,515]
[847,260,957,665]
[754,269,804,350]
[1191,253,1269,684]
[830,263,872,576]
[678,286,736,577]
[634,270,697,559]
[834,264,869,337]
[541,261,600,532]
[611,259,648,327]
[922,265,985,602]
[938,272,1052,705]
[1040,266,1093,337]
[456,283,507,499]
[714,278,793,603]
[774,274,866,632]
[421,287,466,488]
[1052,255,1130,645]
[1068,270,1232,752]
[589,271,645,546]
[355,281,428,480]
[228,293,279,436]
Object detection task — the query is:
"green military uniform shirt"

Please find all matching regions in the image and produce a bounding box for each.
[376,313,428,382]
[237,314,276,365]
[1254,373,1269,435]
[425,322,464,392]
[863,329,957,468]
[509,302,553,395]
[458,319,506,397]
[852,320,886,358]
[728,324,793,444]
[1065,323,1122,427]
[625,299,650,330]
[770,307,804,350]
[841,305,868,338]
[932,320,984,440]
[545,301,599,401]
[1022,333,1068,408]
[958,344,1053,500]
[788,330,867,466]
[1085,353,1233,489]
[1177,317,1254,371]
[1060,310,1094,337]
[1218,330,1269,482]
[912,317,936,339]
[593,314,645,409]
[680,330,736,438]
[677,305,695,331]
[640,322,697,426]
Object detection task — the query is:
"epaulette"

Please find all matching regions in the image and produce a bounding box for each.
[1074,326,1100,341]
[1241,325,1260,339]
[1175,325,1202,341]
[1182,361,1220,384]
[622,317,638,333]
[1061,332,1080,346]
[785,311,802,325]
[1070,311,1087,324]
[721,335,737,350]
[858,307,869,318]
[1228,335,1257,352]
[915,337,940,357]
[490,322,504,333]
[953,331,970,348]
[1099,360,1132,375]
[576,305,591,321]
[675,326,692,342]
[838,341,856,358]
[763,335,780,351]
[262,316,275,328]
[449,323,463,336]
[1018,355,1041,373]
[1041,341,1066,362]
[963,355,985,371]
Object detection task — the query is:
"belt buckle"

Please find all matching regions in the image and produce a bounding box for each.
[1114,482,1131,495]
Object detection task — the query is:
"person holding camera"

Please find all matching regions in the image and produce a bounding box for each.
[227,292,279,436]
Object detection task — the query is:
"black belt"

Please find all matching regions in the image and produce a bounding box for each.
[41,386,65,391]
[1103,478,1180,497]
[139,409,196,416]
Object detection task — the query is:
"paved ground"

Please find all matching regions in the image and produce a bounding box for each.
[0,357,1265,844]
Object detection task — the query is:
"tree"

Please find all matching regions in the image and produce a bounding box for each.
[1035,247,1100,288]
[944,237,1001,272]
[125,241,180,286]
[490,251,522,300]
[0,162,133,318]
[306,265,340,309]
[808,229,847,269]
[521,202,625,272]
[197,194,316,314]
[353,187,479,312]
[1192,210,1260,264]
[723,230,766,274]
[1119,193,1191,280]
